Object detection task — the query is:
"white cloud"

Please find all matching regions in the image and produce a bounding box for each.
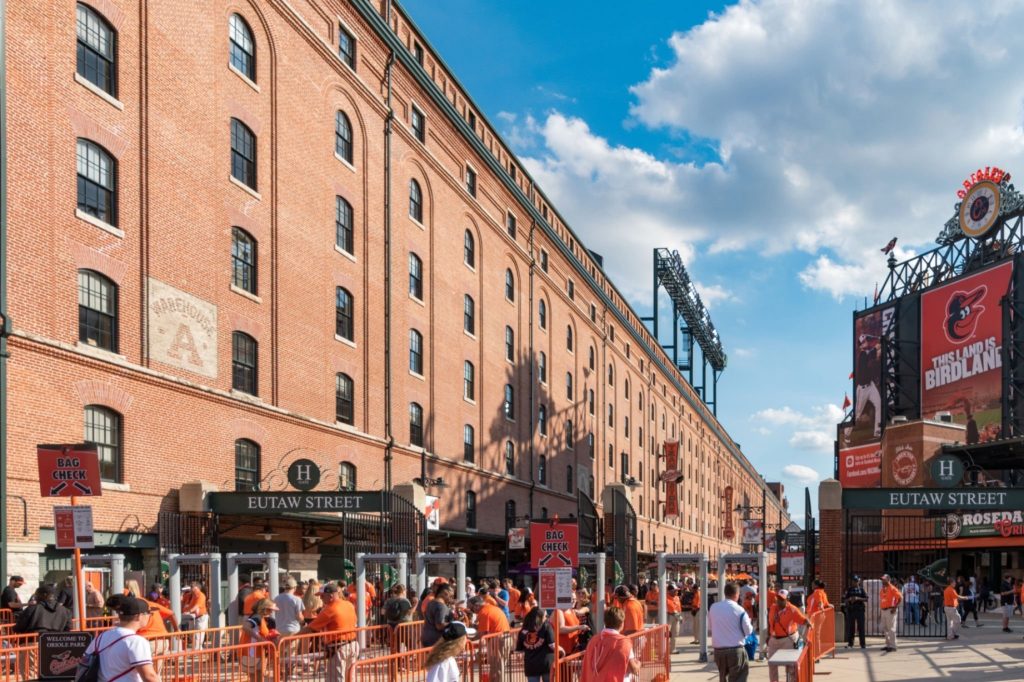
[694,283,735,307]
[752,403,842,453]
[507,2,1024,300]
[782,464,821,485]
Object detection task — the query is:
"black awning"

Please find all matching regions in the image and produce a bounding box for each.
[943,436,1024,468]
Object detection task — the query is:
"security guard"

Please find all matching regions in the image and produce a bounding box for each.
[844,575,867,649]
[766,589,809,682]
[879,574,903,652]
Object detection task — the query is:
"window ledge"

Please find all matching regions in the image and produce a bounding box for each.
[410,217,425,230]
[334,152,357,173]
[410,370,425,381]
[75,341,126,362]
[75,73,124,110]
[101,481,130,492]
[230,284,262,303]
[76,209,124,238]
[409,294,425,307]
[464,397,476,406]
[335,245,356,262]
[465,263,476,273]
[229,64,261,92]
[335,334,357,349]
[230,389,262,403]
[464,330,477,341]
[229,175,262,200]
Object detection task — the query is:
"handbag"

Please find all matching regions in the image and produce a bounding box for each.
[740,613,758,660]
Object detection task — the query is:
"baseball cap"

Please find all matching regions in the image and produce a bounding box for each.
[777,589,789,599]
[851,575,861,582]
[117,597,151,617]
[614,585,630,599]
[318,583,340,595]
[442,621,476,640]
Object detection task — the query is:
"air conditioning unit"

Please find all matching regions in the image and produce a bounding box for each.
[936,412,953,423]
[891,415,909,424]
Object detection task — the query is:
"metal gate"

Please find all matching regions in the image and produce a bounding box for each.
[578,490,599,553]
[847,513,948,638]
[605,488,637,585]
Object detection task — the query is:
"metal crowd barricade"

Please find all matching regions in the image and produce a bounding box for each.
[625,625,670,682]
[391,621,422,656]
[555,651,584,682]
[809,606,836,661]
[349,643,477,682]
[146,625,244,656]
[71,615,117,630]
[0,610,12,625]
[275,625,390,682]
[154,638,277,681]
[473,629,521,682]
[0,644,35,682]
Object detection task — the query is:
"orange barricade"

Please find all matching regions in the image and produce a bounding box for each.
[155,638,277,681]
[71,615,117,630]
[275,625,390,682]
[0,644,35,682]
[147,625,244,655]
[391,621,422,656]
[349,644,476,682]
[556,651,584,682]
[0,610,12,625]
[809,606,835,661]
[473,629,521,682]
[553,626,669,682]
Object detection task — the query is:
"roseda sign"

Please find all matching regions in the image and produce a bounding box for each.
[939,511,1024,539]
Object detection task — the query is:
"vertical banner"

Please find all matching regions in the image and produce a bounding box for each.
[723,486,735,539]
[425,495,440,530]
[662,440,680,520]
[921,261,1012,444]
[843,306,894,448]
[741,519,763,545]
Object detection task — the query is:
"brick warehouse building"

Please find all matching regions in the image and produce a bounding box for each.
[0,0,788,587]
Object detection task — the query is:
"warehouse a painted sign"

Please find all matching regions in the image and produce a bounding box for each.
[208,491,383,514]
[845,488,1024,510]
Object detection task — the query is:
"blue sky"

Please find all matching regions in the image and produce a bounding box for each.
[401,0,1024,521]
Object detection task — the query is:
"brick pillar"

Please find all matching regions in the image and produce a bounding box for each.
[818,479,844,605]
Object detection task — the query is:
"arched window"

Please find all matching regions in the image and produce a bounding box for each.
[76,139,116,225]
[541,507,549,520]
[78,269,118,352]
[231,227,257,294]
[538,404,548,436]
[625,378,630,399]
[505,326,514,362]
[538,299,547,329]
[567,465,574,493]
[464,230,475,268]
[335,373,354,424]
[587,433,595,458]
[76,3,116,95]
[84,405,121,482]
[230,118,257,189]
[464,361,475,400]
[505,441,515,475]
[409,329,423,374]
[608,403,614,428]
[228,13,255,80]
[588,346,595,371]
[408,252,423,299]
[335,287,353,341]
[538,455,547,485]
[505,269,515,301]
[409,402,423,446]
[335,111,353,164]
[463,425,475,463]
[588,475,595,497]
[566,325,574,352]
[504,385,515,420]
[339,462,357,491]
[538,352,547,383]
[607,364,614,386]
[566,372,573,400]
[588,389,595,415]
[232,331,258,395]
[409,179,423,222]
[463,295,475,334]
[466,491,477,529]
[336,196,354,255]
[234,439,260,491]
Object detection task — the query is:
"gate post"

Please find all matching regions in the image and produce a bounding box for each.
[226,553,238,626]
[818,479,844,606]
[396,553,408,593]
[168,553,181,625]
[455,553,467,602]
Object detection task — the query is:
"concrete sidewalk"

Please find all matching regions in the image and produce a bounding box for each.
[667,611,1024,680]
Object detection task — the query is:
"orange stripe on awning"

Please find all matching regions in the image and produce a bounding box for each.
[865,539,946,553]
[866,536,1024,552]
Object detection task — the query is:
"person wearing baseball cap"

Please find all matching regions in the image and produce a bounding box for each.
[614,585,644,635]
[766,589,810,682]
[879,574,902,652]
[82,597,159,682]
[301,583,359,682]
[423,621,473,682]
[844,575,867,649]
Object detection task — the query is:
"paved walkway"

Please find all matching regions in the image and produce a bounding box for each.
[667,611,1024,680]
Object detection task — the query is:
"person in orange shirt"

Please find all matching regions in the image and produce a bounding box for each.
[301,583,358,682]
[240,598,279,682]
[943,576,964,640]
[806,579,831,616]
[503,579,520,623]
[517,587,537,621]
[181,582,208,649]
[767,590,810,682]
[614,585,645,635]
[580,607,640,682]
[243,580,268,617]
[665,583,683,653]
[686,579,703,645]
[469,596,511,682]
[879,574,902,652]
[556,591,590,654]
[644,581,659,624]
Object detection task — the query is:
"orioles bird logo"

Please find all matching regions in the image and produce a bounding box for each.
[945,285,987,342]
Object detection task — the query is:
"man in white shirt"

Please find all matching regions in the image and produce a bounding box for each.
[902,576,920,627]
[274,576,304,635]
[708,582,753,682]
[84,596,159,682]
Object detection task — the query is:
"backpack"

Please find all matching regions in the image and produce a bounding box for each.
[74,631,136,682]
[385,598,406,622]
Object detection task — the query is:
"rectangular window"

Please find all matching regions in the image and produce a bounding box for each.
[232,332,258,395]
[568,280,575,300]
[413,41,424,65]
[540,249,548,272]
[466,166,477,198]
[510,164,517,181]
[463,425,474,463]
[466,491,477,529]
[338,24,356,68]
[336,374,354,425]
[506,212,517,239]
[411,106,426,143]
[468,111,477,135]
[464,362,475,401]
[230,119,257,190]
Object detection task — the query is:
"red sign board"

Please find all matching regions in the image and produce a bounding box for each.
[839,442,882,489]
[663,440,680,519]
[37,444,102,497]
[530,520,579,568]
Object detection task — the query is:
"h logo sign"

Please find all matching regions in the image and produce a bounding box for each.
[931,455,963,488]
[287,458,321,491]
[939,460,954,478]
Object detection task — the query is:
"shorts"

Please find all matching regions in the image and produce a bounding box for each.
[1003,605,1014,618]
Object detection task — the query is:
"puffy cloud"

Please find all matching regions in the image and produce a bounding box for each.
[509,1,1024,300]
[782,464,821,485]
[752,403,843,453]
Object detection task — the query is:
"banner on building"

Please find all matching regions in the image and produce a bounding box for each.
[662,440,680,520]
[839,441,882,488]
[741,519,763,545]
[723,486,735,539]
[425,496,440,530]
[921,261,1012,444]
[507,528,526,550]
[843,306,894,448]
[940,510,1024,539]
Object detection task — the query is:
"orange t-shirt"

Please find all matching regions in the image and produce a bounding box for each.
[518,597,537,619]
[558,608,581,653]
[182,590,207,617]
[580,630,632,682]
[240,614,271,645]
[308,599,357,640]
[806,589,830,615]
[943,585,960,608]
[139,599,174,637]
[243,588,268,617]
[666,595,682,614]
[691,588,702,610]
[483,594,498,607]
[507,587,521,615]
[879,585,902,609]
[475,604,510,634]
[420,594,434,616]
[622,598,644,634]
[644,588,659,613]
[768,602,808,637]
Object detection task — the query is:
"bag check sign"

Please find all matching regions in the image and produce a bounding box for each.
[530,520,579,569]
[37,444,102,498]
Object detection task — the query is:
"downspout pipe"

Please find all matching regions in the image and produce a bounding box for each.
[527,184,536,517]
[0,1,10,582]
[382,0,395,545]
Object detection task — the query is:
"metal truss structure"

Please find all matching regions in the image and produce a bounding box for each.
[647,248,727,415]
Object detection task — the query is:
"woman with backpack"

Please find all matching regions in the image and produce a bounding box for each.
[240,598,279,682]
